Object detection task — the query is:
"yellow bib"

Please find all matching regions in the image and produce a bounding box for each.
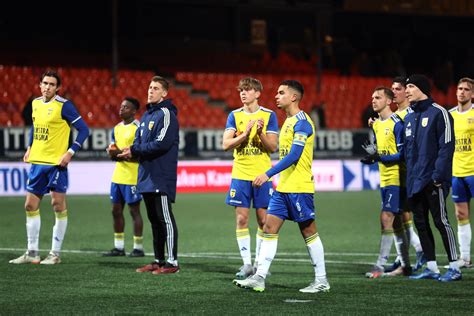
[28,96,71,165]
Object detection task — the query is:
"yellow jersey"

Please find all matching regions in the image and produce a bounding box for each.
[395,106,413,120]
[225,106,278,180]
[28,95,79,165]
[450,105,474,177]
[111,120,140,185]
[372,113,404,187]
[277,111,315,193]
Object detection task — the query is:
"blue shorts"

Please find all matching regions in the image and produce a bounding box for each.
[225,179,273,209]
[267,191,315,222]
[110,182,142,205]
[26,164,68,195]
[452,176,474,203]
[380,185,400,213]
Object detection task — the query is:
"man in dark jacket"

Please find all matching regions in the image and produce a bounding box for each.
[119,76,180,274]
[404,74,461,282]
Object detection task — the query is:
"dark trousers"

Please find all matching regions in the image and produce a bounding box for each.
[408,184,458,262]
[142,193,178,263]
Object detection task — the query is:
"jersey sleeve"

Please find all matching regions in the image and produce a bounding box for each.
[61,101,82,123]
[265,119,312,178]
[293,119,313,144]
[266,112,278,134]
[61,101,90,153]
[379,120,404,163]
[225,112,236,131]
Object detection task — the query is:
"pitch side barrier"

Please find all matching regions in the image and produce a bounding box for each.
[0,160,380,196]
[0,127,370,160]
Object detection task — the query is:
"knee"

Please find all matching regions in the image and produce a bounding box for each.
[455,213,465,221]
[455,207,469,221]
[51,199,65,212]
[24,202,37,212]
[236,214,249,228]
[263,221,277,234]
[112,206,123,218]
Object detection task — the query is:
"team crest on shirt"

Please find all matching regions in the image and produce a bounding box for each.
[384,128,390,135]
[148,121,155,130]
[468,117,474,124]
[230,189,236,198]
[421,117,429,127]
[47,108,54,116]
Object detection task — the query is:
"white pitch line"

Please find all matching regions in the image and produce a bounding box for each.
[0,247,371,265]
[0,247,447,266]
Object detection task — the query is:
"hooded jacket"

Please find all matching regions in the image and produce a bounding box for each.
[131,99,179,202]
[404,98,454,197]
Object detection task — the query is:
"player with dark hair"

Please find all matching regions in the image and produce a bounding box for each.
[103,97,145,257]
[234,80,330,293]
[9,70,90,265]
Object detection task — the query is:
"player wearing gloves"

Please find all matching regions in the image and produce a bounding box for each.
[361,86,411,278]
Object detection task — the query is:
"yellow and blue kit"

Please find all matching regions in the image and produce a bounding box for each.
[26,95,89,194]
[449,105,474,203]
[265,111,315,222]
[111,120,140,185]
[225,106,279,180]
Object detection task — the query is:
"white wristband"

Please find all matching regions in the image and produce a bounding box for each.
[67,148,76,155]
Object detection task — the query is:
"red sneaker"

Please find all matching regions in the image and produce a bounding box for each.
[152,263,180,274]
[136,262,162,273]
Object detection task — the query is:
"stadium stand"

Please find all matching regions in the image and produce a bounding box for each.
[0,63,458,129]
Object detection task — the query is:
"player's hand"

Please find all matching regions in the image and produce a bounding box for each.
[58,151,73,167]
[361,140,377,155]
[106,143,122,159]
[117,147,132,159]
[244,120,256,137]
[23,147,31,163]
[256,118,264,135]
[360,153,380,165]
[368,117,377,127]
[253,173,269,187]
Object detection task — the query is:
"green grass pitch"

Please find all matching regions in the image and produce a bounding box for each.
[0,192,472,315]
